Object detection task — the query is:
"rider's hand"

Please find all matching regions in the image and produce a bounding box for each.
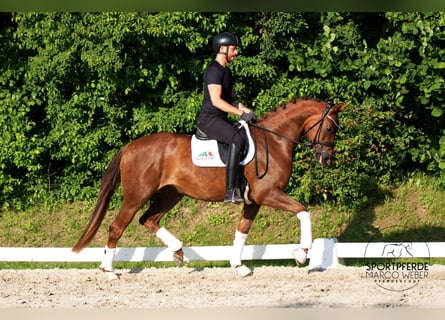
[240,111,257,124]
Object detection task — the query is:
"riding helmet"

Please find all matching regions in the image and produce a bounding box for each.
[212,32,240,53]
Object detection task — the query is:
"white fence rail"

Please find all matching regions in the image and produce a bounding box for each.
[0,244,300,263]
[1,239,444,270]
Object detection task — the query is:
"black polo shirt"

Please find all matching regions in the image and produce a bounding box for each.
[201,60,238,119]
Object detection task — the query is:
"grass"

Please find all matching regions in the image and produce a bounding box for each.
[0,171,444,268]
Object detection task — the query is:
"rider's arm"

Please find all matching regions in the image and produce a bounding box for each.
[208,84,244,116]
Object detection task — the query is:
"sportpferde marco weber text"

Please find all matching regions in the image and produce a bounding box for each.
[365,262,429,281]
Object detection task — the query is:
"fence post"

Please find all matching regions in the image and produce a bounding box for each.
[308,238,343,271]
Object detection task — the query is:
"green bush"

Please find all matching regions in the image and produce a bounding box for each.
[0,12,444,210]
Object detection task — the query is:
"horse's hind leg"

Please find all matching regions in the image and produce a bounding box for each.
[139,186,184,266]
[99,198,146,279]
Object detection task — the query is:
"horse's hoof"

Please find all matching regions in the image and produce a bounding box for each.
[106,271,120,281]
[234,264,253,277]
[100,268,120,281]
[292,248,308,266]
[173,249,184,267]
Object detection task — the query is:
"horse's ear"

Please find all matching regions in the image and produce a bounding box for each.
[332,102,348,113]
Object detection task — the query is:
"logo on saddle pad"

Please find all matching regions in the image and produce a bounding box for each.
[196,151,216,161]
[191,121,255,167]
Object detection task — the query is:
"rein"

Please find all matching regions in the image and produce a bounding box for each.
[248,102,337,179]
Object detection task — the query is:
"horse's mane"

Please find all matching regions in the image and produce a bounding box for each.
[262,97,323,120]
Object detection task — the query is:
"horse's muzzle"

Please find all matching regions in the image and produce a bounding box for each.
[314,148,332,166]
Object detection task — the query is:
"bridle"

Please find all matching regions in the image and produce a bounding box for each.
[303,101,339,148]
[248,102,339,179]
[251,101,338,148]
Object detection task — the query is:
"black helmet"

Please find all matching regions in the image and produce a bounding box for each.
[212,32,240,54]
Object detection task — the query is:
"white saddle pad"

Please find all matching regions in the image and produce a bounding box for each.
[191,120,255,167]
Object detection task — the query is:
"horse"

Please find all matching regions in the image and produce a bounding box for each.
[72,97,347,279]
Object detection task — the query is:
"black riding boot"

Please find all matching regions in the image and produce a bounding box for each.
[224,143,244,204]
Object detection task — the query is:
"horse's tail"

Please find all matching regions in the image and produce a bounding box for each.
[72,148,123,253]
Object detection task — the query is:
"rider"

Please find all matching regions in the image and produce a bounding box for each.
[196,32,257,204]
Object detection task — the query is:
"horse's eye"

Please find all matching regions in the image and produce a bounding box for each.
[326,125,332,132]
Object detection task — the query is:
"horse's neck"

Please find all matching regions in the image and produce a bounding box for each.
[262,102,314,142]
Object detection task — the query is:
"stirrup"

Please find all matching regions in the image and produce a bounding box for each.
[224,189,244,204]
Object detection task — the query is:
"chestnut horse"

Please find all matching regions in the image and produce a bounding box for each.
[72,97,347,278]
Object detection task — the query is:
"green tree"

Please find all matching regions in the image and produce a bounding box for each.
[1,12,444,210]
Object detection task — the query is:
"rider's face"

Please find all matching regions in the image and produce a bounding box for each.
[224,45,238,62]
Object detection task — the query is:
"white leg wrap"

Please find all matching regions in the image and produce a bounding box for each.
[156,227,183,252]
[297,211,312,249]
[230,230,248,268]
[99,246,116,272]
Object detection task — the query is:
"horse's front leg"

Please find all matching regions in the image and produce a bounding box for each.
[292,210,312,266]
[230,203,261,277]
[258,189,313,266]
